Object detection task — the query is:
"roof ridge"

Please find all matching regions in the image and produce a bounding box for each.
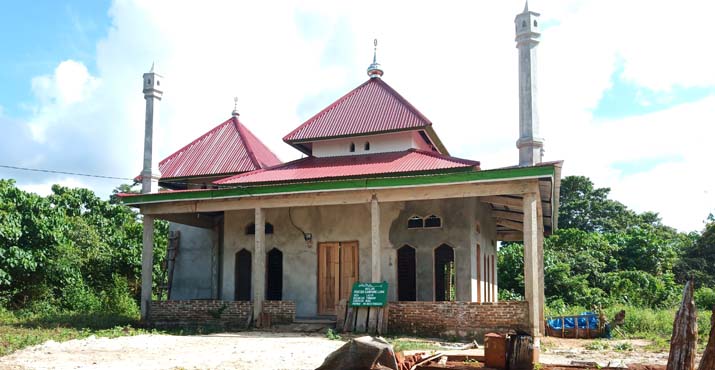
[159,117,233,166]
[372,79,433,127]
[282,79,374,143]
[233,117,261,170]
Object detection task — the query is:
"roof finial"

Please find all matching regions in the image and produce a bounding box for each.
[150,61,155,73]
[232,97,240,117]
[523,0,529,12]
[367,38,384,78]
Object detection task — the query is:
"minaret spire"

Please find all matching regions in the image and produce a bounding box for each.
[515,3,544,166]
[141,63,163,193]
[232,97,240,117]
[367,38,384,78]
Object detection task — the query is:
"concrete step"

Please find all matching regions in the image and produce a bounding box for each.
[276,317,336,333]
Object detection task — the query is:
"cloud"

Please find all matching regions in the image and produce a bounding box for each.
[3,0,714,231]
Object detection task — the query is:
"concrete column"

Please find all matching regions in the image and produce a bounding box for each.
[371,196,381,282]
[523,191,543,359]
[140,215,154,320]
[252,208,266,324]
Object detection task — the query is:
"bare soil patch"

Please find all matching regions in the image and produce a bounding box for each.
[0,331,344,370]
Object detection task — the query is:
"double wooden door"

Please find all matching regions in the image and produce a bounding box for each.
[317,241,359,315]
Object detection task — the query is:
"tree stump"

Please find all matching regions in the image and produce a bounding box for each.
[666,279,698,370]
[697,305,715,370]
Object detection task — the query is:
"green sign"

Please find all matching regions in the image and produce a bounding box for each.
[350,282,388,307]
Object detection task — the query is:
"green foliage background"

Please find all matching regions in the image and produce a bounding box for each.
[499,176,714,312]
[0,179,167,316]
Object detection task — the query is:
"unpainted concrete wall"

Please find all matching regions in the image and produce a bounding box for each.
[168,223,219,300]
[174,197,498,317]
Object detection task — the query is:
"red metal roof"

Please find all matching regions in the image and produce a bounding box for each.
[283,78,433,143]
[215,149,480,185]
[158,116,281,179]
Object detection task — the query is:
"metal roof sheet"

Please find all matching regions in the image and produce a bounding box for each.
[215,149,480,185]
[283,78,433,143]
[158,116,281,179]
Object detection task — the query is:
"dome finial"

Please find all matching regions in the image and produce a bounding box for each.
[367,38,384,78]
[232,97,240,117]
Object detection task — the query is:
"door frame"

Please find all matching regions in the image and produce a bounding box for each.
[317,240,359,316]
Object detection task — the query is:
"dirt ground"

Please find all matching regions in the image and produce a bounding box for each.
[0,332,675,370]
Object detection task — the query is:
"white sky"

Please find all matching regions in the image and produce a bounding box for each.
[6,0,715,232]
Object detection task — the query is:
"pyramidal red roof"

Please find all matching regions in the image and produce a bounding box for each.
[215,149,479,185]
[158,116,281,179]
[283,78,433,143]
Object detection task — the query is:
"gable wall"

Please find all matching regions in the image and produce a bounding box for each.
[311,131,431,157]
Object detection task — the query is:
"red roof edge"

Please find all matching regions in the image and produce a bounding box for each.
[158,118,233,167]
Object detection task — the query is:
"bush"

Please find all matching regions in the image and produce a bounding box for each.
[101,275,139,317]
[695,287,715,310]
[61,278,102,312]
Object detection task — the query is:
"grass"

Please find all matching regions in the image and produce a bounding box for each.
[0,308,155,357]
[387,337,453,353]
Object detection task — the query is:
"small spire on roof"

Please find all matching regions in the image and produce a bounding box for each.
[232,97,240,117]
[523,0,529,12]
[150,61,155,73]
[367,38,384,79]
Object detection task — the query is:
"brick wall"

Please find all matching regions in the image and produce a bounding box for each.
[149,300,253,329]
[387,301,529,339]
[262,300,296,324]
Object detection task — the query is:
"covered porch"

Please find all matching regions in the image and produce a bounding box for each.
[128,163,560,339]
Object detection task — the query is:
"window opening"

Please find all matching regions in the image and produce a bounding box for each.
[364,142,370,151]
[407,216,424,229]
[434,244,455,301]
[235,249,252,300]
[397,246,417,301]
[266,248,283,300]
[349,142,355,152]
[424,215,442,228]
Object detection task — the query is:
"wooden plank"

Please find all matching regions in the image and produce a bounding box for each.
[480,195,523,208]
[367,306,379,335]
[496,231,522,241]
[491,210,524,222]
[495,218,524,231]
[380,305,389,335]
[336,299,347,333]
[343,305,355,332]
[340,242,359,303]
[355,307,368,333]
[376,307,384,336]
[141,180,535,215]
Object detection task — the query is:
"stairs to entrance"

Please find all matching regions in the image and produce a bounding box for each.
[276,317,336,333]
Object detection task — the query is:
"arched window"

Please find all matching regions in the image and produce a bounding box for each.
[349,142,355,152]
[424,215,442,228]
[235,249,252,301]
[246,222,274,235]
[533,20,538,27]
[397,246,417,301]
[266,248,283,300]
[434,244,455,301]
[407,216,424,229]
[364,142,370,151]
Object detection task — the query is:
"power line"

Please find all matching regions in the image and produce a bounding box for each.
[0,164,246,190]
[0,164,132,181]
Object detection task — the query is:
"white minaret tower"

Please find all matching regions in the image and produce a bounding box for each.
[515,1,544,166]
[141,63,163,193]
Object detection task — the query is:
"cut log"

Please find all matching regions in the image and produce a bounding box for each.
[697,305,715,370]
[666,279,698,370]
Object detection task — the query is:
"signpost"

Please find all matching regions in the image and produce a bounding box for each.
[350,282,388,307]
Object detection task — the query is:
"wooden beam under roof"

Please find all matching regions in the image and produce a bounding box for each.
[480,195,523,208]
[495,218,524,231]
[492,210,524,223]
[497,231,523,242]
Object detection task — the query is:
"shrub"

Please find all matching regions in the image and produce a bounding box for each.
[100,274,139,317]
[694,287,715,310]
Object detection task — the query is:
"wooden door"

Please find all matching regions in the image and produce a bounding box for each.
[318,241,359,316]
[318,243,340,315]
[339,242,359,302]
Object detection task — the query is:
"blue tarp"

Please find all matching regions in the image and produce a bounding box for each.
[547,311,599,330]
